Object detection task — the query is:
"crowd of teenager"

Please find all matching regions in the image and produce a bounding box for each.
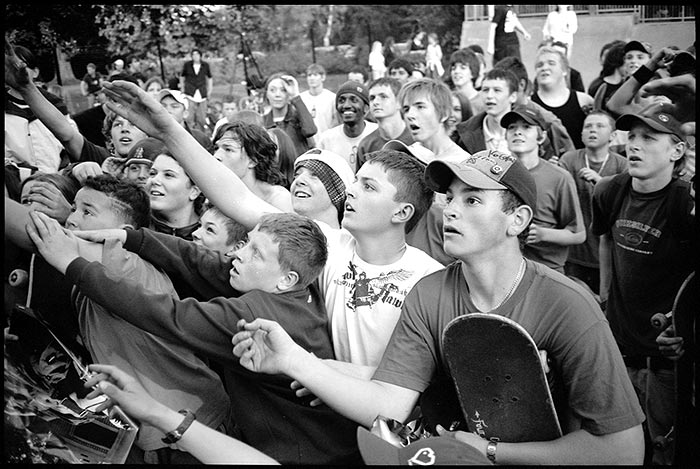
[4,11,696,465]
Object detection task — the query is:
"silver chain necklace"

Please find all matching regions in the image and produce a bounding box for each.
[473,257,526,312]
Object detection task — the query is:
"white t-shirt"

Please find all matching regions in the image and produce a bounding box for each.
[316,122,379,169]
[316,221,444,366]
[299,88,338,135]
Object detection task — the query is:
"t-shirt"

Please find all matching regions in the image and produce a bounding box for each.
[373,260,645,436]
[317,221,444,366]
[355,125,414,172]
[300,89,338,135]
[558,150,627,267]
[522,158,584,272]
[591,176,695,356]
[316,122,379,170]
[81,72,102,94]
[73,239,229,451]
[492,5,519,46]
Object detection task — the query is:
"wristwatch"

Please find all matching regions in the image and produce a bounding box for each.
[486,439,498,464]
[161,409,196,445]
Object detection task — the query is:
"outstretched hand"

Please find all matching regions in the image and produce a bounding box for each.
[84,363,162,424]
[5,36,32,90]
[101,80,180,138]
[231,318,303,375]
[72,228,127,244]
[25,211,81,274]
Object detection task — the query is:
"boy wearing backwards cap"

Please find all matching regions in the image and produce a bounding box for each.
[233,149,645,465]
[501,104,585,273]
[315,80,378,169]
[591,102,695,465]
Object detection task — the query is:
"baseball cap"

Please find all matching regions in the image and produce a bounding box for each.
[382,140,436,166]
[294,148,355,214]
[124,137,167,167]
[616,102,684,138]
[624,40,652,56]
[336,80,370,107]
[425,149,538,212]
[158,89,189,109]
[357,427,490,465]
[500,104,547,130]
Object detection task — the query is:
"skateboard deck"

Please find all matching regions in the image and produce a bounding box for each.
[671,272,698,465]
[442,313,562,442]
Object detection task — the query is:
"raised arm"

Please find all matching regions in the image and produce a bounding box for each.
[5,38,84,159]
[101,80,280,230]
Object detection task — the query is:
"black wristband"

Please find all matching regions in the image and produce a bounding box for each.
[633,65,655,85]
[161,409,196,444]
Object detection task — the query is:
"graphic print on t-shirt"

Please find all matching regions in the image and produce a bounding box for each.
[613,217,662,255]
[338,260,413,311]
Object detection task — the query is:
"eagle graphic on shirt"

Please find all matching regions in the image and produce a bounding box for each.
[345,260,413,310]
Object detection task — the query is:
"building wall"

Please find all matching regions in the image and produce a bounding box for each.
[460,13,696,89]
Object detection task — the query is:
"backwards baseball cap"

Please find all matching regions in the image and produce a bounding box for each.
[336,80,370,107]
[500,104,547,130]
[357,427,490,465]
[616,102,684,138]
[425,149,538,211]
[624,40,652,56]
[294,148,355,215]
[158,89,189,109]
[382,140,436,166]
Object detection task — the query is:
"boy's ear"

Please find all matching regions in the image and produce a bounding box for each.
[392,202,415,226]
[508,205,533,237]
[277,270,300,292]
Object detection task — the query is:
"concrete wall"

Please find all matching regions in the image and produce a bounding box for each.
[460,13,696,89]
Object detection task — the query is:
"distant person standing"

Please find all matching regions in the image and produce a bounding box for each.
[180,49,213,133]
[542,5,578,59]
[487,4,531,66]
[382,36,397,69]
[126,54,146,88]
[368,41,386,80]
[299,64,338,135]
[80,62,103,108]
[424,32,444,79]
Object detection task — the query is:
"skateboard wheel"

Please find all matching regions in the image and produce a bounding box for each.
[650,312,670,330]
[8,269,28,287]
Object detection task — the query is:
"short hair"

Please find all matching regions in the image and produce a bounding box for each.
[203,204,248,247]
[368,77,402,98]
[256,212,328,288]
[466,44,485,56]
[82,174,151,229]
[306,63,326,75]
[397,78,452,129]
[348,65,368,79]
[494,56,529,85]
[388,58,414,75]
[143,76,165,91]
[21,172,80,205]
[499,191,531,245]
[449,48,481,85]
[585,109,616,129]
[536,46,570,75]
[232,109,264,127]
[213,121,284,186]
[482,68,519,94]
[126,54,140,65]
[222,94,238,105]
[365,150,434,233]
[191,49,202,57]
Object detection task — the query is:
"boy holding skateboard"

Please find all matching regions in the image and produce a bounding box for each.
[233,149,645,464]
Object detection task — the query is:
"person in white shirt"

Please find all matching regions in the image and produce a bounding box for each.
[299,63,339,136]
[316,81,378,170]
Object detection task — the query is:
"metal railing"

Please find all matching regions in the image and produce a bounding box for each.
[465,5,695,23]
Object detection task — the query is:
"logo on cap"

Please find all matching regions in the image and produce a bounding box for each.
[408,447,436,465]
[658,114,669,123]
[491,165,503,175]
